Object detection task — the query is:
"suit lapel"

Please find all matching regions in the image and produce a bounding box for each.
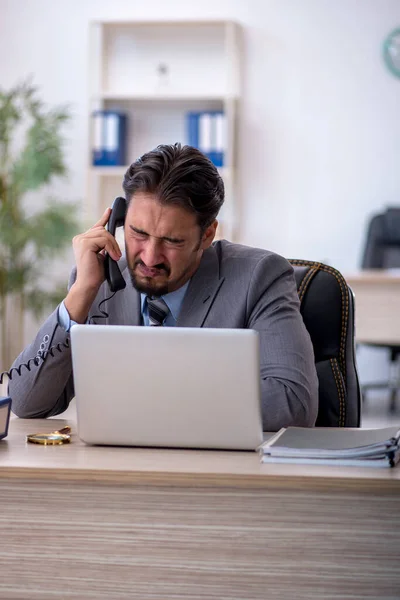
[177,245,224,328]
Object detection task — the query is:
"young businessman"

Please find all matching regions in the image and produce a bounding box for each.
[8,143,319,430]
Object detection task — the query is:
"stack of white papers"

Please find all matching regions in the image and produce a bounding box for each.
[259,426,400,468]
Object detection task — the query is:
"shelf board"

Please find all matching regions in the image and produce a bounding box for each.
[93,93,235,102]
[92,19,237,28]
[90,166,230,177]
[90,166,128,176]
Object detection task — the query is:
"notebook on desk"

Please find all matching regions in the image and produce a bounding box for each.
[70,324,264,451]
[259,426,400,467]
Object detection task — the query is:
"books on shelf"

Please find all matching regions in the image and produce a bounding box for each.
[187,111,226,167]
[92,110,127,166]
[259,426,400,468]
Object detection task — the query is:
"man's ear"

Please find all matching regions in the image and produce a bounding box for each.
[201,220,218,249]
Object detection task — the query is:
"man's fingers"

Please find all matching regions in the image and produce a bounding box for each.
[94,234,122,260]
[103,241,122,261]
[74,228,122,260]
[91,207,112,229]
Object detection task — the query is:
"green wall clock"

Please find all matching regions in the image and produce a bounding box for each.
[383,27,400,78]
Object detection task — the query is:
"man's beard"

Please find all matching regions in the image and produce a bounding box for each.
[129,259,171,297]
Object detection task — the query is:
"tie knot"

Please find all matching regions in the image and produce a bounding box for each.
[147,296,169,326]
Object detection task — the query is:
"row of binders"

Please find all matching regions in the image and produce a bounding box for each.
[91,110,226,168]
[92,111,127,167]
[186,111,226,167]
[259,425,400,468]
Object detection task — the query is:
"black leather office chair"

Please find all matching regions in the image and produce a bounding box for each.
[361,207,400,413]
[289,260,361,427]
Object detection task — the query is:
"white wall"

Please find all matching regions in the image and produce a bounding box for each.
[1,0,400,383]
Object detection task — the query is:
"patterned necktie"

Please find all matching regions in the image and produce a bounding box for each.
[147,296,170,327]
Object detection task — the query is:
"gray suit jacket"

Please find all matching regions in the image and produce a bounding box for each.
[9,240,319,430]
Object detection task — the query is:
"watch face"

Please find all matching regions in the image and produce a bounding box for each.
[383,28,400,78]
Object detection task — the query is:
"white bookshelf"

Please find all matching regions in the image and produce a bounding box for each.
[87,20,242,240]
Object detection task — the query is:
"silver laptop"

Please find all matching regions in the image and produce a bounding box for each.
[70,325,263,451]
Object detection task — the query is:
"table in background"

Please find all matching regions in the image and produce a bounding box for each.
[345,270,400,344]
[1,409,400,600]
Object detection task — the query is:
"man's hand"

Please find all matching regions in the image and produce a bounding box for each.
[64,208,122,323]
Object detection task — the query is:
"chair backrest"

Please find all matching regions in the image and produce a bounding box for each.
[288,260,361,427]
[362,207,400,269]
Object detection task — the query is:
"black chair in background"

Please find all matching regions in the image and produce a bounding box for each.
[362,207,400,269]
[361,207,400,413]
[289,260,361,427]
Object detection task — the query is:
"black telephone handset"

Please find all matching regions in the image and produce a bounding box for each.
[104,196,127,292]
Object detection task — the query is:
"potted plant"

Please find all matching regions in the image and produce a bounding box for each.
[0,79,80,373]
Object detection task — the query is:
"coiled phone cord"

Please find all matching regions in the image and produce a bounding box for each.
[0,292,116,384]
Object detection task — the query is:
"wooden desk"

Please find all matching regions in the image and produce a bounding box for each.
[1,412,400,600]
[345,270,400,345]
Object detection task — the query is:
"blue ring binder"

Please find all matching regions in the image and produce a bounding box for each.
[92,110,127,167]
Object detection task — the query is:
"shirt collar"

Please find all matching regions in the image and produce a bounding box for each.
[140,280,190,322]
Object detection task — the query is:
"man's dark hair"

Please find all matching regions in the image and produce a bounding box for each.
[122,143,225,230]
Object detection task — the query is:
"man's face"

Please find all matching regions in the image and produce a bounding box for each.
[124,192,217,296]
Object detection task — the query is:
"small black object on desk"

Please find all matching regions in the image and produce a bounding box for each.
[0,396,12,441]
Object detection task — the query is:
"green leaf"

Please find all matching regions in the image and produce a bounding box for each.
[0,78,81,323]
[11,116,69,194]
[27,199,80,258]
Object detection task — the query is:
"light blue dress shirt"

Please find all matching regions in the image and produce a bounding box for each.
[58,280,190,331]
